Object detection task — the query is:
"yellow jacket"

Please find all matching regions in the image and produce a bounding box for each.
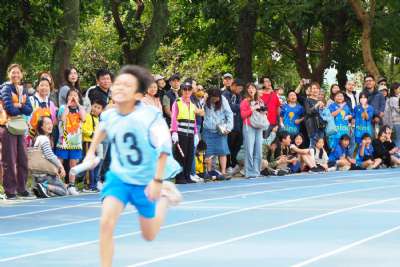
[82,113,99,142]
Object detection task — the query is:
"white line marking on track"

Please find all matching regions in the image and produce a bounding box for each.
[126,197,400,267]
[291,224,400,267]
[0,170,397,218]
[0,177,396,237]
[1,184,399,262]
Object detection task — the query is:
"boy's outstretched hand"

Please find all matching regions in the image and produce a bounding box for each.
[146,180,162,201]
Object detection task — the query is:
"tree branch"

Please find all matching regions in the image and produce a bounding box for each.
[348,0,368,23]
[111,0,132,61]
[135,0,144,21]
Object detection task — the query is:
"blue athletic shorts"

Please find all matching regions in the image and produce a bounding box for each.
[101,171,156,219]
[55,149,83,160]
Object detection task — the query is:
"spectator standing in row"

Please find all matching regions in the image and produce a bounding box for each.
[220,73,233,92]
[86,69,113,111]
[142,81,162,111]
[328,91,352,150]
[0,64,33,200]
[55,88,86,195]
[280,91,304,137]
[163,74,180,126]
[362,75,386,134]
[38,71,58,106]
[154,74,167,101]
[304,82,325,147]
[384,83,400,147]
[59,67,80,106]
[354,93,374,144]
[260,77,281,137]
[223,79,244,176]
[240,83,264,178]
[203,89,233,179]
[171,82,198,184]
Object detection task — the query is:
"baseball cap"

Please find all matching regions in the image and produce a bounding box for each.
[222,73,233,79]
[154,74,164,81]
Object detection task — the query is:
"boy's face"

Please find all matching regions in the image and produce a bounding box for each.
[341,139,350,147]
[91,103,103,116]
[111,74,138,104]
[364,137,372,145]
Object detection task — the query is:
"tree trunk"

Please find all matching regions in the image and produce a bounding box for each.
[361,24,380,78]
[136,0,169,67]
[235,0,258,83]
[51,0,80,88]
[348,0,380,79]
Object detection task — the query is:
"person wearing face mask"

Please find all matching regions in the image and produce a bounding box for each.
[354,93,374,145]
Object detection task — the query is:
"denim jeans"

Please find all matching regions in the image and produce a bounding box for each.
[243,124,263,177]
[394,124,400,148]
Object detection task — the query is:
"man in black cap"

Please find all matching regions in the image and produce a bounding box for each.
[162,73,181,126]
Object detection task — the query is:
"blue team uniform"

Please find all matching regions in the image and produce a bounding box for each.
[99,102,181,218]
[328,103,352,149]
[280,103,304,135]
[356,144,374,165]
[354,105,374,144]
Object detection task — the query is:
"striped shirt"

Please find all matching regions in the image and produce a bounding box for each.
[34,135,63,168]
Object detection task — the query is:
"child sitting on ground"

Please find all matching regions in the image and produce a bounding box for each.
[310,137,329,172]
[356,133,382,169]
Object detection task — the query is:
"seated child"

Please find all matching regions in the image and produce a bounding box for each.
[356,133,382,169]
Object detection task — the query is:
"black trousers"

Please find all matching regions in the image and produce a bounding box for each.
[227,130,243,168]
[174,133,194,183]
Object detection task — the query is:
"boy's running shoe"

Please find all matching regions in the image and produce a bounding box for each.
[161,181,182,206]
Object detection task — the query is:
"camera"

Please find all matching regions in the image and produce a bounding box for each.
[257,106,267,112]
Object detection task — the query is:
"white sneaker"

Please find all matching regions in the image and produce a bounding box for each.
[226,167,233,175]
[68,186,80,196]
[239,169,245,177]
[190,174,204,183]
[161,181,182,206]
[97,181,103,191]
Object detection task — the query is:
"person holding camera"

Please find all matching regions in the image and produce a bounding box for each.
[203,88,233,180]
[304,82,325,148]
[240,83,265,178]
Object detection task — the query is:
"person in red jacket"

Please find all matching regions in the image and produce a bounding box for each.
[259,77,281,136]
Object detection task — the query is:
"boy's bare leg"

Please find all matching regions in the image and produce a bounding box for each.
[100,197,124,267]
[139,197,169,241]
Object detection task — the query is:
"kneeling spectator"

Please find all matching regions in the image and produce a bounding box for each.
[357,133,382,169]
[33,117,67,198]
[328,134,357,171]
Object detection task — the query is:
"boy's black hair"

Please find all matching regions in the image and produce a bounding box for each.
[118,65,154,94]
[339,134,351,142]
[96,69,113,81]
[91,97,107,109]
[278,131,290,142]
[361,133,372,140]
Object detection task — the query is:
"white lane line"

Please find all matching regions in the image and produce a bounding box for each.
[1,170,397,218]
[0,177,395,237]
[127,197,400,267]
[292,224,400,267]
[1,184,399,263]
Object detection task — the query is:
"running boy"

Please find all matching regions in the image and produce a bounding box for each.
[83,65,182,267]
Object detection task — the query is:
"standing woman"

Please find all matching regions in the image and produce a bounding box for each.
[327,84,341,107]
[28,78,58,145]
[384,83,400,147]
[142,81,162,111]
[0,64,33,199]
[240,83,265,178]
[203,88,233,179]
[38,71,57,106]
[304,82,325,147]
[58,67,80,107]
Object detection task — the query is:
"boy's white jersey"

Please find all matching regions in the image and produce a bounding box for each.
[99,102,180,185]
